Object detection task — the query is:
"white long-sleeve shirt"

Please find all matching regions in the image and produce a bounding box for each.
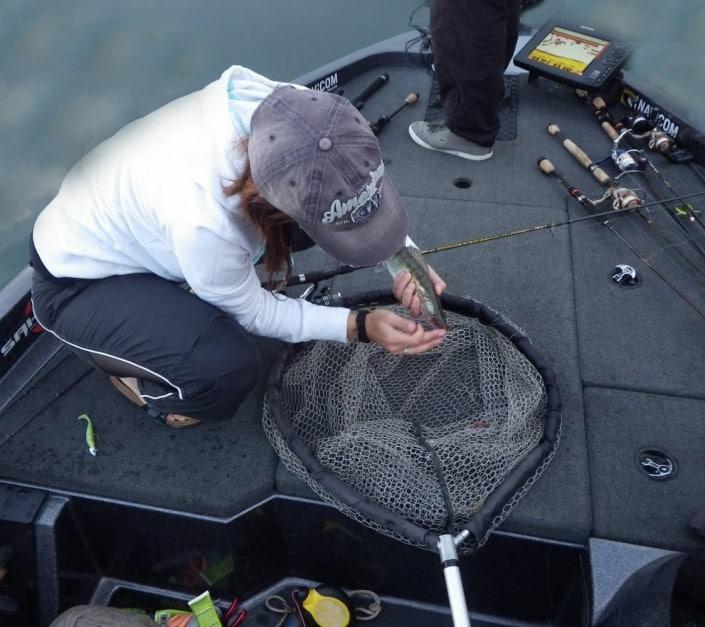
[33,66,351,343]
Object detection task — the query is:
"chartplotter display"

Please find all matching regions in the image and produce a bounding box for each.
[514,22,631,90]
[529,27,609,76]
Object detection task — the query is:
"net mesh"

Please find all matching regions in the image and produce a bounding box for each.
[264,306,557,553]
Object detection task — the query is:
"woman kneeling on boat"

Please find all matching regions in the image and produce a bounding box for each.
[30,66,446,428]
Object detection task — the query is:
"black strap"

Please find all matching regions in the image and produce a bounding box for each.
[356,309,371,343]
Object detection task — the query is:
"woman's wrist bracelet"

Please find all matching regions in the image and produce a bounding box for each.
[355,309,371,343]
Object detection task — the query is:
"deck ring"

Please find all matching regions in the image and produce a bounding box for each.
[635,447,677,481]
[453,177,472,189]
[610,264,640,288]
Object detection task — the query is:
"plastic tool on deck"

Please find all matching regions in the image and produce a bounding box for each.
[350,73,389,110]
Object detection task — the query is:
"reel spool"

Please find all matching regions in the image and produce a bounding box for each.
[622,113,654,135]
[649,131,675,154]
[612,149,648,172]
[612,187,642,209]
[622,113,675,154]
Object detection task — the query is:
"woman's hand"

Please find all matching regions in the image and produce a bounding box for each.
[354,309,446,355]
[392,265,447,318]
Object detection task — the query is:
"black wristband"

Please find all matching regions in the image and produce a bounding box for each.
[356,309,371,343]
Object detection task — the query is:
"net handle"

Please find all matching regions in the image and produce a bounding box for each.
[439,534,472,627]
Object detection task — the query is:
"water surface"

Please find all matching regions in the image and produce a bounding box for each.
[1,0,703,288]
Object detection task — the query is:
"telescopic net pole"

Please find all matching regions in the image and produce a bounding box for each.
[438,533,471,627]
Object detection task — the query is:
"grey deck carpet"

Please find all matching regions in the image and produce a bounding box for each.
[1,63,704,552]
[0,339,283,517]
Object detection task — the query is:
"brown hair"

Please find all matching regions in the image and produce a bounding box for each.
[224,140,296,288]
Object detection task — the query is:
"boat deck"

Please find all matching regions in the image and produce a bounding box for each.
[2,52,705,555]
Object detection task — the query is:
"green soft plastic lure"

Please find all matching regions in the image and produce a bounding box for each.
[77,414,97,456]
[674,203,695,218]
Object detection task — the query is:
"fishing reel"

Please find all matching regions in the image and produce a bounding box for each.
[648,130,675,154]
[610,187,642,210]
[611,147,648,173]
[621,113,654,136]
[301,283,344,307]
[621,113,676,155]
[609,130,649,175]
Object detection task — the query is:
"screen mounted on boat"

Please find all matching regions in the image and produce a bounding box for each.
[529,27,609,76]
[514,22,631,90]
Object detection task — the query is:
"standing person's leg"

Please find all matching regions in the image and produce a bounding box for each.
[409,0,521,159]
[31,272,260,424]
[504,0,522,70]
[434,0,517,144]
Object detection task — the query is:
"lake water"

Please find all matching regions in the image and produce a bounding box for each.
[1,0,703,289]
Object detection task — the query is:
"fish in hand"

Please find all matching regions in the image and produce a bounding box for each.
[386,245,447,329]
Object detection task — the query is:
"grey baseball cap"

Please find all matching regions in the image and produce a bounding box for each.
[248,85,408,267]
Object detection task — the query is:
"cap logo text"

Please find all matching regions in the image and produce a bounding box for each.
[322,163,384,225]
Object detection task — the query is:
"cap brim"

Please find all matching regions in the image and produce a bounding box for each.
[305,177,409,267]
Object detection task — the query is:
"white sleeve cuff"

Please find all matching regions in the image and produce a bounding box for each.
[300,301,351,343]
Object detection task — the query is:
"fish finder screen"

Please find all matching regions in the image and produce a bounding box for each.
[528,27,609,76]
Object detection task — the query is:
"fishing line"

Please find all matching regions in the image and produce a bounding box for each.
[290,210,705,316]
[644,158,705,228]
[539,159,705,319]
[689,161,705,187]
[418,190,705,256]
[620,173,705,280]
[427,210,705,292]
[283,190,705,293]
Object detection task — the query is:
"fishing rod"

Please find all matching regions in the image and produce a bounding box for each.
[546,123,611,186]
[547,121,705,262]
[576,91,673,153]
[275,189,705,290]
[591,184,705,281]
[575,90,620,142]
[285,263,358,287]
[420,191,705,257]
[370,92,419,135]
[546,125,705,278]
[576,91,700,205]
[615,129,705,235]
[537,157,705,320]
[576,91,689,160]
[350,73,390,110]
[605,120,705,233]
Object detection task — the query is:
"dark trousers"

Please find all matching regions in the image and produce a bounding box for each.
[30,269,260,423]
[431,0,522,146]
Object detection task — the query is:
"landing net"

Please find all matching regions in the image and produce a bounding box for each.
[263,293,560,553]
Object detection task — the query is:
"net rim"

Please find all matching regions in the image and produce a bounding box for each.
[265,291,561,551]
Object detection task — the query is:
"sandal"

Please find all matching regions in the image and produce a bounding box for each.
[110,376,201,429]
